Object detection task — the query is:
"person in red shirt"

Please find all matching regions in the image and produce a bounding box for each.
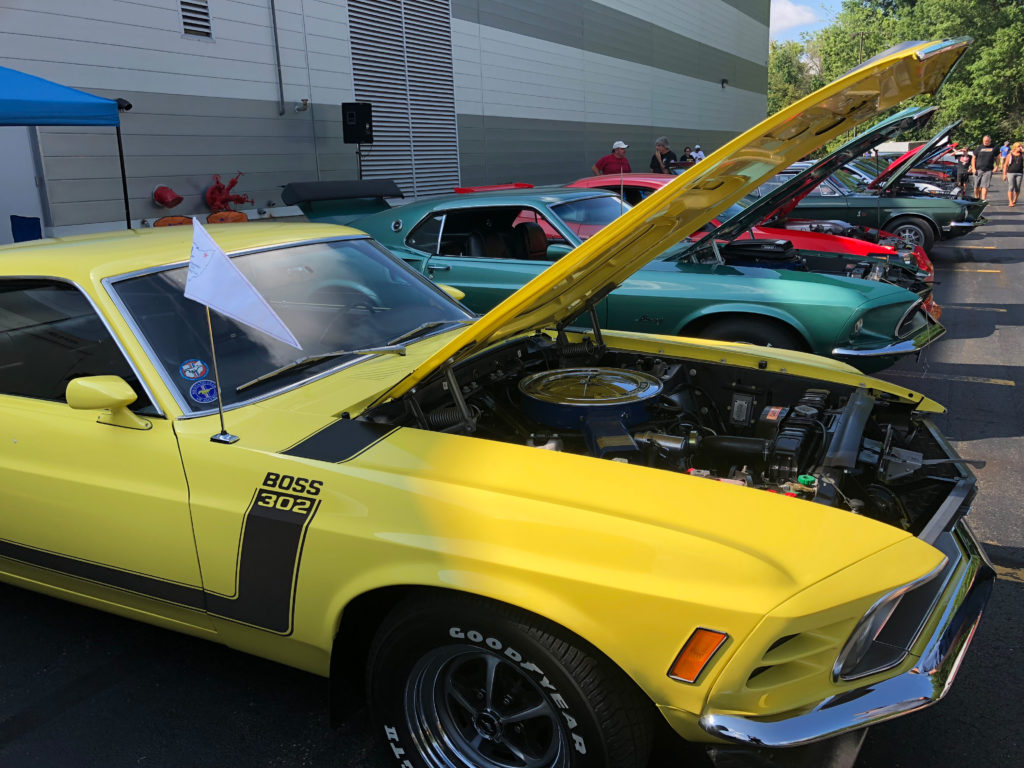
[592,140,631,175]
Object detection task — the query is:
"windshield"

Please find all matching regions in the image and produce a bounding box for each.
[111,237,470,411]
[831,167,863,191]
[550,196,631,240]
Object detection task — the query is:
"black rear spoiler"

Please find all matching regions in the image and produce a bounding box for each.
[281,179,404,224]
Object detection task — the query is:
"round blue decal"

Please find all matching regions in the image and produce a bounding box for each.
[189,379,219,404]
[179,358,209,380]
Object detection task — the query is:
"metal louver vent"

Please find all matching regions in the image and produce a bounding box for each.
[181,0,213,37]
[348,0,460,197]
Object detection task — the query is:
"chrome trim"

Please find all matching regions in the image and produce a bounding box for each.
[102,235,473,417]
[942,220,981,231]
[700,520,994,748]
[2,275,165,418]
[832,308,944,358]
[894,299,923,336]
[831,554,950,682]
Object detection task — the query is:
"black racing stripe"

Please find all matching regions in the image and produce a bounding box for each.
[206,490,319,634]
[0,537,205,609]
[0,488,318,635]
[282,419,397,463]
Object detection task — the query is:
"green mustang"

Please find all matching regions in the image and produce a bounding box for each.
[758,120,987,253]
[284,184,944,374]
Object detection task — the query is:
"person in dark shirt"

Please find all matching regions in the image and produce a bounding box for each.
[1002,141,1023,207]
[592,140,631,175]
[649,136,677,174]
[954,151,973,197]
[971,135,998,201]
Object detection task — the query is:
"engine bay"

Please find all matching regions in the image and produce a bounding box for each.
[363,333,970,535]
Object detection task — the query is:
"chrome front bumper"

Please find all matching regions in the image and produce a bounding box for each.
[942,217,987,236]
[700,521,994,748]
[832,308,945,358]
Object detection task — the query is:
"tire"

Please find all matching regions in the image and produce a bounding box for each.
[367,592,654,768]
[697,317,804,350]
[886,216,935,253]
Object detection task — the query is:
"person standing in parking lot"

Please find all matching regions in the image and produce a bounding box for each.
[1002,142,1023,207]
[971,135,998,201]
[592,140,631,175]
[998,140,1010,170]
[649,136,677,174]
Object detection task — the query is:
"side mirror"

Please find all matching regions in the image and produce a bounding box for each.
[66,376,151,431]
[437,283,466,301]
[545,243,573,260]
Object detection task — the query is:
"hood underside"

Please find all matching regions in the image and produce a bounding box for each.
[382,38,971,401]
[696,106,936,246]
[869,118,963,191]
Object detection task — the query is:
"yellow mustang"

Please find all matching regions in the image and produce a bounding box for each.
[0,40,993,768]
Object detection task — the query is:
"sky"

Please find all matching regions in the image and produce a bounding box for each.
[770,0,844,42]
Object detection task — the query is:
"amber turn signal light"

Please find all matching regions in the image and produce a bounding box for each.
[668,628,728,683]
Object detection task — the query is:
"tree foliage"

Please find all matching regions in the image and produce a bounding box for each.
[767,0,1024,146]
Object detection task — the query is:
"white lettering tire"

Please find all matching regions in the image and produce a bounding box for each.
[367,592,653,768]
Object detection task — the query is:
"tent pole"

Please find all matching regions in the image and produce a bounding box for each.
[116,125,131,229]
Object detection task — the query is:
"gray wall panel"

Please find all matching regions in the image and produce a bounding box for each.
[457,114,739,186]
[452,0,767,92]
[34,88,355,227]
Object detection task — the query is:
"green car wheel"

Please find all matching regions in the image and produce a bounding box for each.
[887,216,935,253]
[697,317,806,351]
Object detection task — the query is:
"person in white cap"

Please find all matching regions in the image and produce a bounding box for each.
[592,140,632,175]
[692,144,706,161]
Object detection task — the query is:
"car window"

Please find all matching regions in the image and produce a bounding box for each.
[111,238,469,409]
[819,181,842,196]
[0,279,152,410]
[405,215,443,253]
[549,196,630,240]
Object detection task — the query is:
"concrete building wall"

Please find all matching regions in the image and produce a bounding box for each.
[0,0,768,235]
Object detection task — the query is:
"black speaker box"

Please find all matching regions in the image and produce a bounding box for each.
[342,102,373,144]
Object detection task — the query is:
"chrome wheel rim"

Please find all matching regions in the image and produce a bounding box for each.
[404,646,569,768]
[894,224,925,247]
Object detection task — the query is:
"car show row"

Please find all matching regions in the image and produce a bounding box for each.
[0,39,996,768]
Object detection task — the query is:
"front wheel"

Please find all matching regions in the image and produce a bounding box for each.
[886,216,935,253]
[697,317,805,351]
[367,593,654,768]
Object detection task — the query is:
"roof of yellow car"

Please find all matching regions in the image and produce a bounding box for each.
[0,221,366,281]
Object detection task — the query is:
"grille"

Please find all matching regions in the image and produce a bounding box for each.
[181,0,212,37]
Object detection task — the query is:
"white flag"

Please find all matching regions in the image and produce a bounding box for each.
[185,218,302,349]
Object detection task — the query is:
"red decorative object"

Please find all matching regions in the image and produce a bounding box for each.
[205,171,252,212]
[153,185,184,208]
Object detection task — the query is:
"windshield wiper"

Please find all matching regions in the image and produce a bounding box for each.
[384,319,471,346]
[236,344,407,394]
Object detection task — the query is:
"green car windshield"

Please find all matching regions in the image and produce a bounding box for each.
[111,237,470,411]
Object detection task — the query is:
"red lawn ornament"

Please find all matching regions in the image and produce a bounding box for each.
[205,171,253,212]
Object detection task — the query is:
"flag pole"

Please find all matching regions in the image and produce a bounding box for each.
[206,306,239,444]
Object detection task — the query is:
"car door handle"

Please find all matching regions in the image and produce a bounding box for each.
[429,264,451,272]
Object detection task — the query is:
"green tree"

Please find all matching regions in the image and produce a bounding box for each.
[767,40,814,114]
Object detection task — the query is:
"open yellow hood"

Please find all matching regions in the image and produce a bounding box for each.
[385,38,970,400]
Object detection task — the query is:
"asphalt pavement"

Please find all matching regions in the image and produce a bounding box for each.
[1,184,1022,767]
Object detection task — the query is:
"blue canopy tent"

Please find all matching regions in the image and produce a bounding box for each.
[0,65,132,229]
